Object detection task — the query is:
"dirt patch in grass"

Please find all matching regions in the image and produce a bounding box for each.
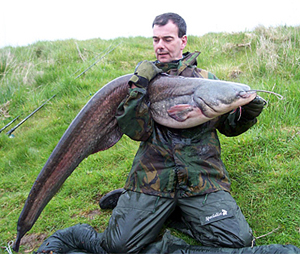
[18,233,48,253]
[72,209,102,220]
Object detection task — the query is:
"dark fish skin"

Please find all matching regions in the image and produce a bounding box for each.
[13,74,254,252]
[13,74,131,252]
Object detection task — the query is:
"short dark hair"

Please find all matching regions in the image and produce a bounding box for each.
[152,13,187,38]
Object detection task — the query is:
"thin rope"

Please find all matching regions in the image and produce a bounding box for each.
[3,241,13,254]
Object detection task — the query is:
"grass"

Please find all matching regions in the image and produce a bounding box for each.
[0,25,299,252]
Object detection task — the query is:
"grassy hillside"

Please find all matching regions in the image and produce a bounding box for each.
[0,25,299,252]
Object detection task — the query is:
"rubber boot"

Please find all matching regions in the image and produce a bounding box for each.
[99,188,124,209]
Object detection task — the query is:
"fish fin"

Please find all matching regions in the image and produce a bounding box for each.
[167,104,194,122]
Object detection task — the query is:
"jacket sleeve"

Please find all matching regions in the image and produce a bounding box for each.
[115,87,153,141]
[216,108,257,137]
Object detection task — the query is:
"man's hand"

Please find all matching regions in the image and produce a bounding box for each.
[129,61,162,88]
[242,96,266,120]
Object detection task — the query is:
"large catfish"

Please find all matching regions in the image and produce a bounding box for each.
[13,74,256,252]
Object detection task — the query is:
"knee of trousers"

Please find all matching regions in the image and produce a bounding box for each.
[102,234,143,253]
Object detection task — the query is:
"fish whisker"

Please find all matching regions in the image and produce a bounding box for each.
[248,90,284,100]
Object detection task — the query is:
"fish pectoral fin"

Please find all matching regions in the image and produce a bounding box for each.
[167,104,197,122]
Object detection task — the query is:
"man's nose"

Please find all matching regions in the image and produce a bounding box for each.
[157,40,165,49]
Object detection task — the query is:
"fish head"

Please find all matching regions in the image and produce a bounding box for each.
[193,79,257,118]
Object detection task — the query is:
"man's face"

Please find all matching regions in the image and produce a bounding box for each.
[152,21,187,63]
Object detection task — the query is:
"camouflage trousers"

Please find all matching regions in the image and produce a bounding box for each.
[36,190,300,253]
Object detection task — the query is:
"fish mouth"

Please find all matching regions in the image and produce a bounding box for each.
[239,90,255,98]
[194,97,218,117]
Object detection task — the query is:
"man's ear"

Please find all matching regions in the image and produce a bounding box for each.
[181,35,188,50]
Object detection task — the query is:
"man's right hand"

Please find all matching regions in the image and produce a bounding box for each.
[241,96,266,120]
[129,61,162,88]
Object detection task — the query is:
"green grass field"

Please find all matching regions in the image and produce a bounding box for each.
[0,25,299,253]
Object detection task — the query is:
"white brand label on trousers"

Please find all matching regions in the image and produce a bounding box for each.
[205,209,228,222]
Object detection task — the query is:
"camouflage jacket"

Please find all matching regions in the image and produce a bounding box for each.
[116,51,257,198]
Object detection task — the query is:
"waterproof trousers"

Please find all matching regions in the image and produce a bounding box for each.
[35,224,300,254]
[101,190,253,252]
[36,190,300,253]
